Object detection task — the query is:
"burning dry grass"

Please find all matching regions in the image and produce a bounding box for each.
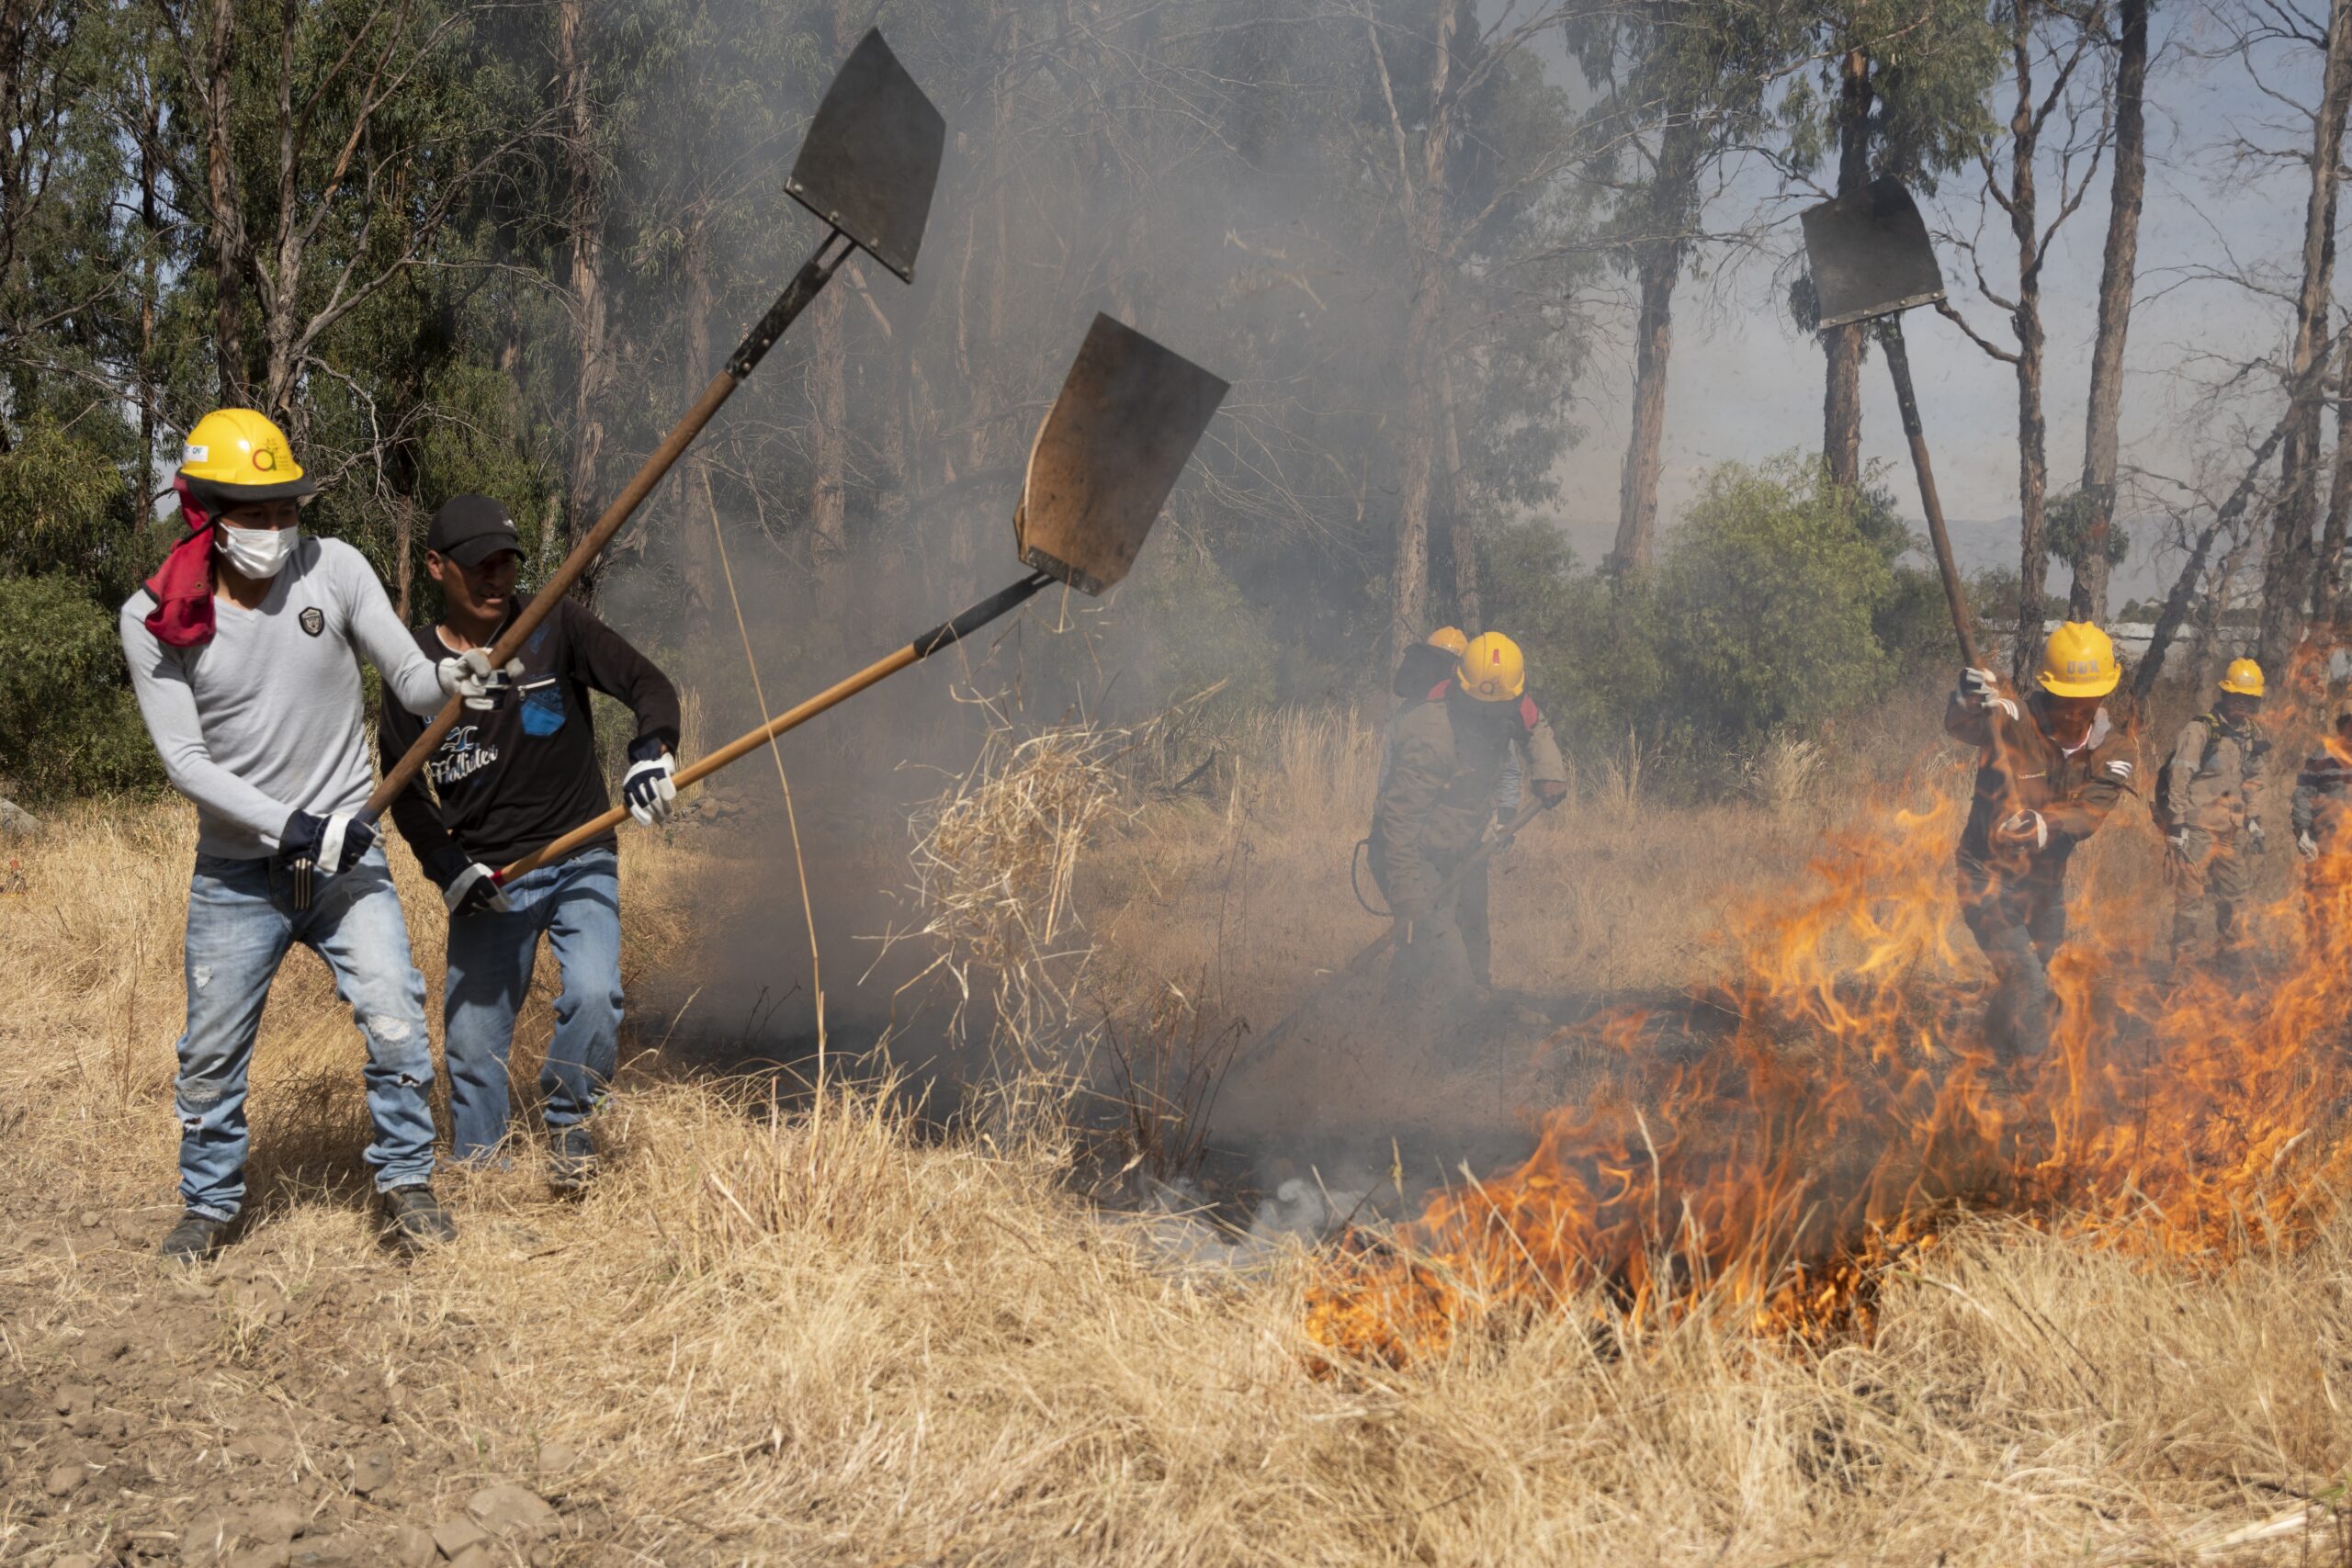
[6,720,2352,1560]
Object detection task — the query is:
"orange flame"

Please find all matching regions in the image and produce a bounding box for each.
[1306,775,2352,1367]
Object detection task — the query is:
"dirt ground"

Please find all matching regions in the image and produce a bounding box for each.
[7,693,2352,1565]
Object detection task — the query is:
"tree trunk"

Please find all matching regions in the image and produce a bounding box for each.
[2316,323,2352,627]
[680,219,718,632]
[1440,362,1478,633]
[137,60,161,520]
[1608,120,1701,579]
[1386,0,1463,672]
[808,285,850,576]
[2258,0,2352,662]
[1821,48,1871,491]
[204,0,246,402]
[2071,0,2147,622]
[2007,2,2051,682]
[559,0,611,581]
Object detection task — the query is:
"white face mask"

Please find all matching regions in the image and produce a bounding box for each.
[216,523,299,580]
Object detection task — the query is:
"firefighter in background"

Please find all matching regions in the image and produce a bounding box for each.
[1371,631,1567,1012]
[2291,711,2352,862]
[2290,711,2352,949]
[1946,622,2138,1061]
[2161,660,2269,966]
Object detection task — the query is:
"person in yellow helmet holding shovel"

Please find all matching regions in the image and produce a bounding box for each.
[1946,622,2139,1062]
[119,410,512,1263]
[1370,630,1567,1020]
[2160,659,2270,970]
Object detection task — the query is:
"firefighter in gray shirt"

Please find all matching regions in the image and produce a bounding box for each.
[119,409,509,1263]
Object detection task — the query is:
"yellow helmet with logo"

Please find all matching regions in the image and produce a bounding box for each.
[177,409,313,502]
[1426,626,1469,656]
[2037,621,2120,698]
[2219,658,2265,697]
[1457,631,1526,702]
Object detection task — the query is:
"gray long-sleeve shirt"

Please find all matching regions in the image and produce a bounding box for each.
[119,536,444,859]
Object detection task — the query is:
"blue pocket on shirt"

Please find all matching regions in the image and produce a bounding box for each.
[518,678,566,737]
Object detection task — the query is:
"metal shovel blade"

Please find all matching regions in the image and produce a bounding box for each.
[1015,314,1230,595]
[1799,175,1946,329]
[786,28,945,283]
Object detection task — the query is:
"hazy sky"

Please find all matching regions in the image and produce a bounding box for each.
[1541,4,2323,585]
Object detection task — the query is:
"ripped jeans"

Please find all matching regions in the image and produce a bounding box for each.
[174,847,436,1220]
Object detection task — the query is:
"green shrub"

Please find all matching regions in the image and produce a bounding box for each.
[1480,455,1930,763]
[1656,457,1898,744]
[0,576,162,800]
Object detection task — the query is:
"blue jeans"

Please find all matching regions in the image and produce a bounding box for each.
[175,847,437,1221]
[443,846,622,1161]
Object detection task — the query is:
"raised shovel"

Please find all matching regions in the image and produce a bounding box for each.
[1799,176,1984,671]
[491,313,1230,884]
[344,29,945,902]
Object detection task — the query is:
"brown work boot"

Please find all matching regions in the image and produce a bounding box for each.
[379,1185,457,1253]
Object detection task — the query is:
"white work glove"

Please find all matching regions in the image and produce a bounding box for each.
[2166,830,2190,863]
[442,862,512,917]
[436,649,523,711]
[2246,819,2267,853]
[622,739,677,827]
[2299,829,2320,861]
[1995,809,2048,851]
[1959,667,2018,721]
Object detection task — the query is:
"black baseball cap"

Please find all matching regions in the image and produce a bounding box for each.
[426,495,524,567]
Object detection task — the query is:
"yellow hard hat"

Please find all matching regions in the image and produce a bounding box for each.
[1426,626,1469,656]
[177,408,312,502]
[2219,658,2265,697]
[1457,631,1526,702]
[2037,621,2120,698]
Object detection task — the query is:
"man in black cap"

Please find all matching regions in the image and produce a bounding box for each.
[379,495,681,1189]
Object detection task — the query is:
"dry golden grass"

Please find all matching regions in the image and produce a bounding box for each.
[3,698,2350,1563]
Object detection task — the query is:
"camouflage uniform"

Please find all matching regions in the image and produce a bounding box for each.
[1945,683,2136,1059]
[1371,687,1566,1005]
[2163,710,2267,960]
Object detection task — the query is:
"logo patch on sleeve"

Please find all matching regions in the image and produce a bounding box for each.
[299,606,325,637]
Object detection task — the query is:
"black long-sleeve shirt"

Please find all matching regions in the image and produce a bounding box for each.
[379,599,680,885]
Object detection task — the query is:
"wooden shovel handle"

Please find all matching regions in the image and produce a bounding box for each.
[495,572,1051,884]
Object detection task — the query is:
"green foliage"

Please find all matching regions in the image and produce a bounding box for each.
[1483,457,1934,760]
[0,576,161,799]
[1118,542,1282,716]
[2043,488,2132,572]
[1655,458,1896,743]
[0,420,147,604]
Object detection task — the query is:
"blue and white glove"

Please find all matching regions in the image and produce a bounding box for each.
[281,809,374,875]
[623,738,677,827]
[281,809,373,908]
[442,862,512,916]
[436,649,523,711]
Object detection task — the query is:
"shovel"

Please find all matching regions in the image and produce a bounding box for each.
[1799,176,1983,672]
[357,28,944,843]
[492,313,1230,884]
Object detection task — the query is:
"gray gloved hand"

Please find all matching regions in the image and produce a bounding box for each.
[2166,830,2190,864]
[436,649,523,711]
[441,862,512,916]
[2246,819,2268,853]
[1960,667,2018,720]
[2299,829,2320,861]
